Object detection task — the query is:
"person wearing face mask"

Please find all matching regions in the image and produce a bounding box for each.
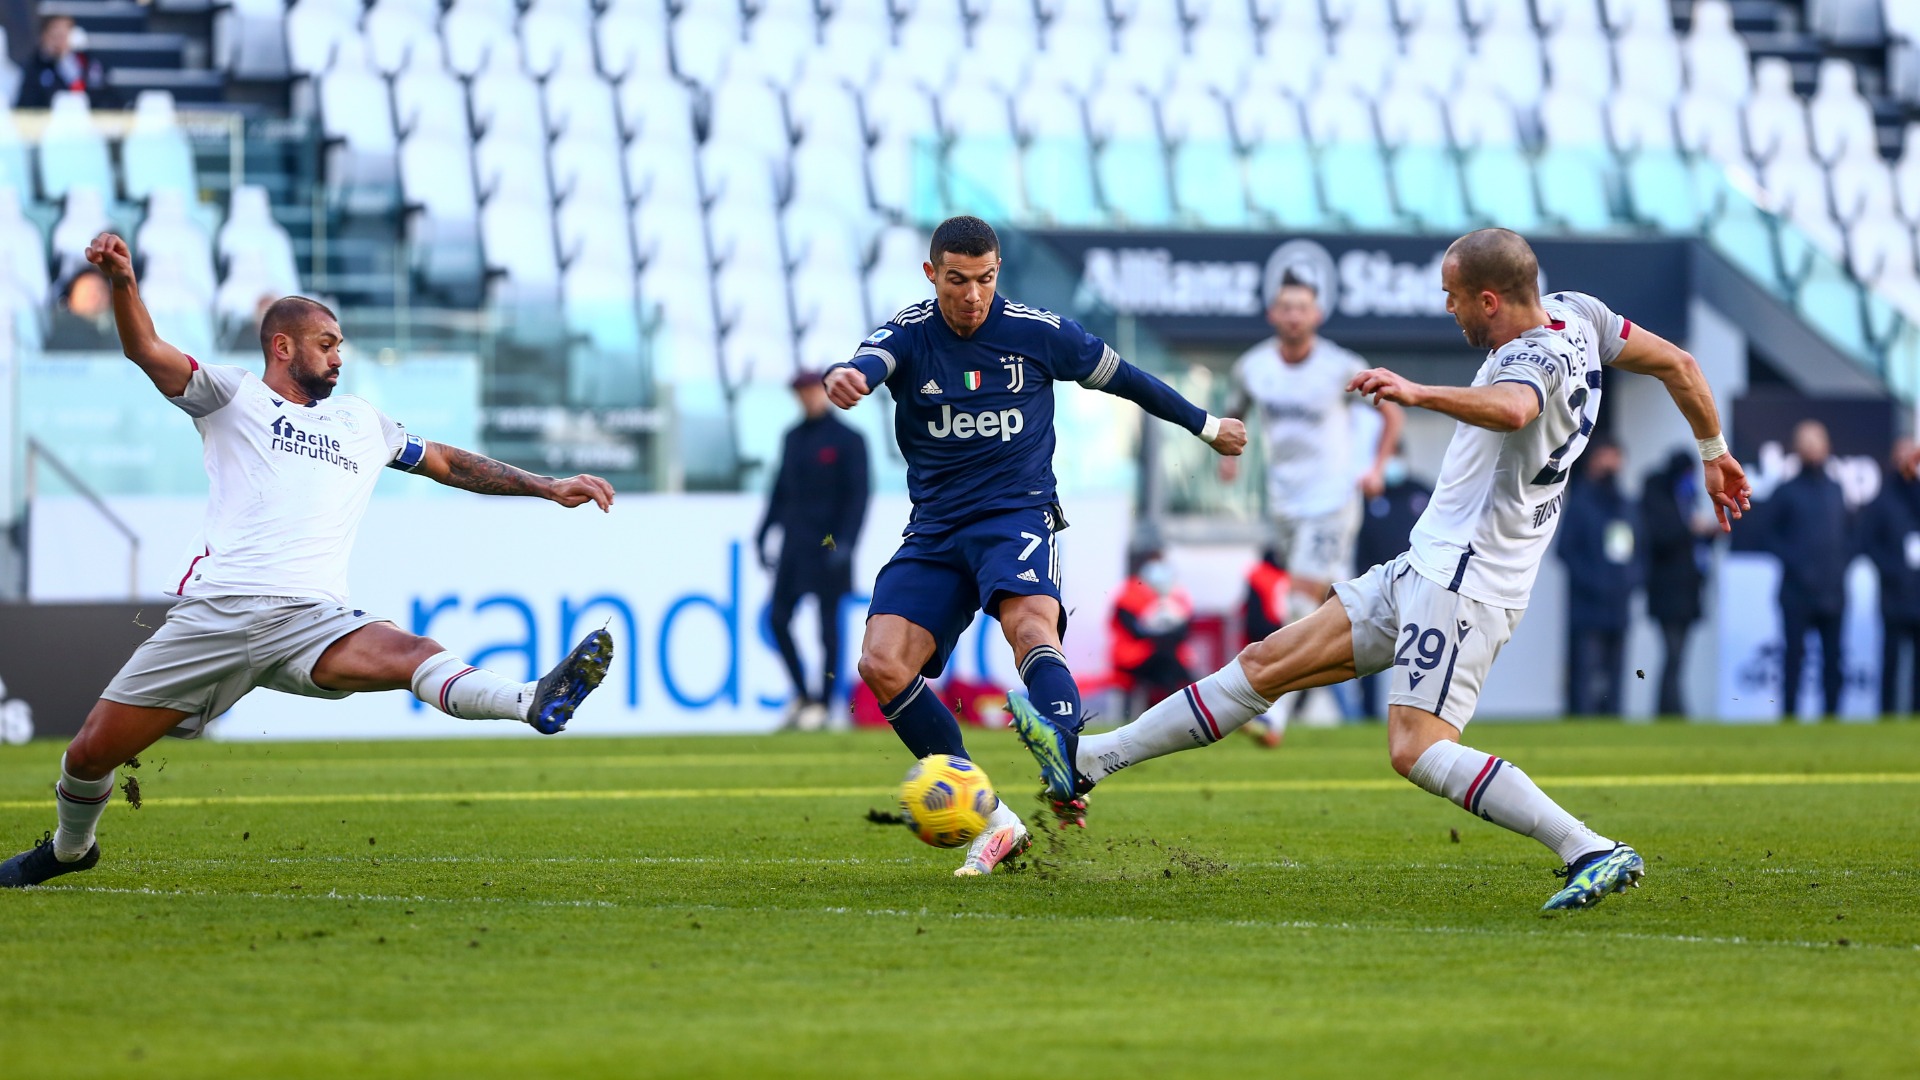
[1110,549,1196,718]
[1556,438,1643,716]
[1764,420,1852,718]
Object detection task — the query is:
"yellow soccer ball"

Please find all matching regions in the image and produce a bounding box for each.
[897,754,997,848]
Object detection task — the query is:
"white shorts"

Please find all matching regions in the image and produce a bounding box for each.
[1272,499,1361,584]
[1333,552,1525,729]
[102,595,389,737]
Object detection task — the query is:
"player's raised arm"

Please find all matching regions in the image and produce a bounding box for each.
[413,441,614,511]
[1070,336,1247,456]
[1609,324,1752,531]
[1349,367,1541,434]
[87,232,195,397]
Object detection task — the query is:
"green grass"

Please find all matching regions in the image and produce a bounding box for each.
[2,721,1917,1079]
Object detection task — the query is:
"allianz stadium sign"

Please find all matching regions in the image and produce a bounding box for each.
[1018,232,1690,349]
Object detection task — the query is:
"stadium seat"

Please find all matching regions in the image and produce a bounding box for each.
[1160,83,1248,227]
[1847,212,1918,284]
[626,139,704,213]
[1535,0,1606,33]
[1323,0,1396,33]
[214,0,291,80]
[1319,28,1393,98]
[1462,0,1535,34]
[136,188,218,305]
[1809,0,1888,47]
[1744,58,1814,167]
[1450,76,1543,231]
[521,0,598,78]
[789,139,875,226]
[1677,90,1748,168]
[1238,88,1325,228]
[1468,30,1546,110]
[480,190,564,318]
[1604,0,1673,36]
[787,71,868,154]
[964,0,1044,93]
[1761,155,1845,260]
[0,108,29,201]
[122,91,197,202]
[557,187,638,278]
[598,0,675,82]
[140,249,217,358]
[216,247,281,334]
[51,186,112,278]
[399,131,485,294]
[1400,33,1469,97]
[708,179,788,284]
[0,185,50,308]
[545,66,621,141]
[218,184,301,297]
[1615,30,1684,103]
[1376,82,1472,233]
[1186,7,1258,95]
[742,0,820,87]
[37,92,114,202]
[1808,59,1879,165]
[364,0,443,76]
[865,224,934,325]
[708,70,795,163]
[1830,147,1898,226]
[1109,17,1180,96]
[1795,251,1871,355]
[715,260,798,384]
[1304,86,1401,231]
[1399,0,1468,37]
[1545,28,1615,100]
[393,64,469,140]
[1895,123,1920,222]
[1684,0,1751,102]
[1087,83,1174,226]
[284,0,360,78]
[468,50,546,142]
[317,42,400,213]
[562,258,646,366]
[441,0,520,78]
[473,128,554,208]
[942,88,1025,220]
[1705,178,1783,289]
[818,1,893,87]
[550,133,628,208]
[618,72,699,148]
[671,4,746,88]
[1892,3,1920,105]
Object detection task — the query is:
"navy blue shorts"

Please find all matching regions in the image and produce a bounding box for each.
[869,505,1067,678]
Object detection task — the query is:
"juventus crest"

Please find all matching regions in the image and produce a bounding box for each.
[1001,355,1026,393]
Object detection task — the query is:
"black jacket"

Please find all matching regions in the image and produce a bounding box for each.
[1859,473,1920,621]
[756,413,870,572]
[1764,467,1852,617]
[1641,457,1706,626]
[1357,478,1431,575]
[1556,473,1644,630]
[15,49,109,109]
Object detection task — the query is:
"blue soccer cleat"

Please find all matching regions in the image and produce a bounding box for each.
[0,832,100,888]
[1006,692,1090,828]
[1541,843,1645,911]
[528,629,614,734]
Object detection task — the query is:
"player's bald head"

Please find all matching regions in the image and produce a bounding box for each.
[1443,229,1540,304]
[259,295,338,356]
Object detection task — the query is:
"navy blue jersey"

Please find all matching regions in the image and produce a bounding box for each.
[850,294,1130,535]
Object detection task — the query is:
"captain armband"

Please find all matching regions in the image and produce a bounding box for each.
[388,433,428,472]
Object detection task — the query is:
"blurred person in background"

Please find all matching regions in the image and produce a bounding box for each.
[1354,446,1432,718]
[1765,420,1851,719]
[1641,449,1715,717]
[756,369,869,731]
[1858,436,1920,716]
[1240,546,1289,745]
[46,267,116,349]
[1110,548,1195,717]
[15,14,106,108]
[1223,271,1403,731]
[1556,439,1642,717]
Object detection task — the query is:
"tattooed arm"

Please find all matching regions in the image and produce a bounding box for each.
[418,442,615,511]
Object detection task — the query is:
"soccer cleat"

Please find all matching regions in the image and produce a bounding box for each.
[1241,714,1285,749]
[1541,843,1645,911]
[1006,692,1091,828]
[0,832,100,888]
[955,822,1031,876]
[528,629,614,734]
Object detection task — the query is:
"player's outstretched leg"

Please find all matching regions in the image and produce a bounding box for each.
[1394,709,1640,911]
[409,629,613,734]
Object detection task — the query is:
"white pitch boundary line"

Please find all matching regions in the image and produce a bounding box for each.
[5,771,1920,812]
[52,885,1919,954]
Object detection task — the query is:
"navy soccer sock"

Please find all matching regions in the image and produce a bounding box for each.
[1018,645,1084,733]
[882,676,969,760]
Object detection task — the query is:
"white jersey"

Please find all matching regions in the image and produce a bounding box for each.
[167,362,425,605]
[1407,291,1632,609]
[1232,336,1369,517]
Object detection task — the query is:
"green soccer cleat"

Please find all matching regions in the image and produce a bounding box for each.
[1542,843,1645,911]
[1006,692,1090,828]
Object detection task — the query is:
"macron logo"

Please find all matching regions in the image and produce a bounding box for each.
[921,379,943,395]
[1017,569,1039,582]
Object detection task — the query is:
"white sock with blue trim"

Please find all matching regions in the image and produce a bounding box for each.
[410,651,535,722]
[1407,741,1611,864]
[1075,658,1273,781]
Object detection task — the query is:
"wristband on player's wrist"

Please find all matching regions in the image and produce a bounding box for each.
[1200,414,1222,444]
[1697,433,1728,462]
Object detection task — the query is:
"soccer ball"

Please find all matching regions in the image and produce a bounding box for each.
[897,755,996,848]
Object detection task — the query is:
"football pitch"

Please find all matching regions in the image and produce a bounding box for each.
[2,722,1916,1078]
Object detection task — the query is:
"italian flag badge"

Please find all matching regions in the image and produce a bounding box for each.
[963,371,982,390]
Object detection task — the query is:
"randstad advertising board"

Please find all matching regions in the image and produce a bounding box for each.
[26,494,1130,740]
[1005,231,1693,349]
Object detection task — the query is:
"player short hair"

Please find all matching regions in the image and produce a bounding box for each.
[1275,270,1316,299]
[1445,228,1540,304]
[929,216,999,265]
[259,295,339,355]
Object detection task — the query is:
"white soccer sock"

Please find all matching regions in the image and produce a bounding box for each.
[987,797,1023,833]
[1076,659,1274,781]
[54,753,113,862]
[410,651,535,722]
[1407,741,1612,864]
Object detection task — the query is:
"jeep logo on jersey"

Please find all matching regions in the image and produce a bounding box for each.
[269,416,360,472]
[926,405,1025,442]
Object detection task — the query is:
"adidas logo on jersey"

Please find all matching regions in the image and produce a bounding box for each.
[1017,569,1040,582]
[921,379,943,395]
